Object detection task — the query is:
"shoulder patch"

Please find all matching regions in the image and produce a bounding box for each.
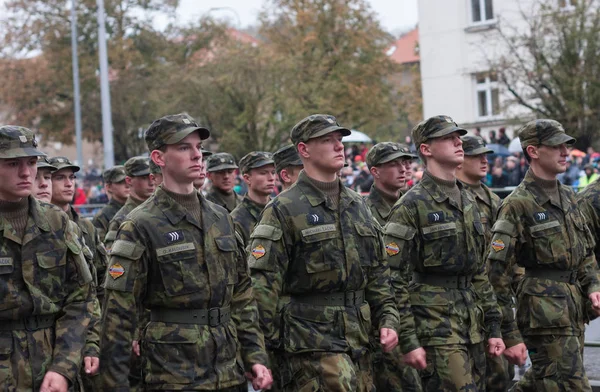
[427,211,445,223]
[491,219,517,236]
[111,240,145,260]
[384,222,416,240]
[251,224,283,240]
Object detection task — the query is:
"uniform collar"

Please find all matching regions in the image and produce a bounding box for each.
[297,170,356,210]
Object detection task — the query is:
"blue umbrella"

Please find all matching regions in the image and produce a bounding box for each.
[486,143,511,157]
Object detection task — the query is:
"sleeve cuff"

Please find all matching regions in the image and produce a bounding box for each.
[399,334,421,355]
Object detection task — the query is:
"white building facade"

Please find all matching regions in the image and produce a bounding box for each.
[417,0,570,139]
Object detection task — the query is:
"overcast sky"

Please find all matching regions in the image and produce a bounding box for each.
[165,0,418,34]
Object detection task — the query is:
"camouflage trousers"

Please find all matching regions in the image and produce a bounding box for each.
[486,353,515,392]
[280,351,374,392]
[510,334,591,392]
[373,346,423,392]
[0,327,56,391]
[420,343,486,392]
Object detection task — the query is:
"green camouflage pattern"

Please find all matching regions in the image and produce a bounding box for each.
[144,113,210,151]
[124,156,151,177]
[488,169,600,348]
[419,343,485,391]
[0,197,93,388]
[238,151,274,175]
[249,170,399,359]
[99,186,267,390]
[462,182,500,248]
[37,156,57,171]
[273,144,303,173]
[149,160,161,175]
[365,184,400,226]
[206,152,238,172]
[461,135,493,156]
[290,114,351,145]
[205,188,243,213]
[411,115,467,149]
[366,142,415,168]
[384,171,502,355]
[104,196,145,250]
[230,195,267,246]
[577,178,600,265]
[518,119,576,148]
[278,351,374,391]
[103,165,127,183]
[92,198,125,243]
[0,125,45,158]
[513,335,591,391]
[47,156,80,172]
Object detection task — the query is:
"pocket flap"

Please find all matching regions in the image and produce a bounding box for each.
[251,224,282,240]
[354,223,376,237]
[214,236,237,252]
[385,222,416,240]
[491,219,516,236]
[112,240,145,260]
[529,221,561,238]
[37,249,67,269]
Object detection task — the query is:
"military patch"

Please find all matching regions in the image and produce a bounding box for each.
[301,224,336,237]
[534,211,549,222]
[252,245,266,259]
[385,242,400,256]
[164,230,184,244]
[156,242,195,257]
[0,257,12,266]
[491,239,506,252]
[108,263,125,279]
[306,213,321,225]
[428,211,444,223]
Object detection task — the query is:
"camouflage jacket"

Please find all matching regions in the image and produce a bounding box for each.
[365,184,399,226]
[249,170,399,357]
[384,171,502,354]
[206,188,243,213]
[0,197,93,383]
[92,198,124,243]
[100,186,267,391]
[230,195,267,246]
[104,196,144,249]
[488,169,600,347]
[461,182,501,248]
[577,178,600,264]
[68,206,107,358]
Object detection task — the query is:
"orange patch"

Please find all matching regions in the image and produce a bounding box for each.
[252,245,266,259]
[491,239,506,252]
[385,242,400,256]
[108,263,125,279]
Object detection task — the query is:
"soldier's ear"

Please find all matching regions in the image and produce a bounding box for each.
[419,142,432,158]
[525,145,539,160]
[297,142,310,159]
[150,149,165,168]
[370,166,379,178]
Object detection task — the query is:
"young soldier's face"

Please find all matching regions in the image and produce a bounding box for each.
[162,131,203,184]
[245,164,276,196]
[209,169,236,193]
[51,168,76,205]
[193,159,207,190]
[303,131,345,173]
[33,167,53,203]
[0,156,37,201]
[107,180,130,200]
[461,154,488,181]
[537,143,569,175]
[150,173,163,187]
[129,175,155,199]
[374,158,406,191]
[427,132,464,166]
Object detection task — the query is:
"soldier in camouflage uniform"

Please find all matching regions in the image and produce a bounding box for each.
[577,173,600,266]
[365,142,416,227]
[488,119,600,391]
[455,135,515,392]
[32,157,57,203]
[99,113,272,391]
[384,115,505,391]
[92,165,129,241]
[273,144,303,191]
[104,156,155,249]
[48,156,108,389]
[149,160,163,187]
[249,114,399,391]
[193,149,212,190]
[231,151,275,245]
[0,126,93,391]
[206,152,243,212]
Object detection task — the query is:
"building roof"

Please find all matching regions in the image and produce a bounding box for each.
[387,27,419,64]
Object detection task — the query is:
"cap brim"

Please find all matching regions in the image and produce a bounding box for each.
[377,151,418,165]
[37,162,58,171]
[249,159,275,170]
[129,169,150,177]
[464,147,494,156]
[55,165,81,173]
[165,126,211,144]
[309,125,352,140]
[428,126,468,140]
[201,150,213,158]
[208,163,238,172]
[543,133,576,146]
[1,147,47,159]
[111,174,127,183]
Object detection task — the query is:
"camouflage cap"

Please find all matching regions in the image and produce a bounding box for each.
[366,142,416,168]
[290,114,351,145]
[461,135,493,156]
[206,152,238,172]
[411,115,467,149]
[273,144,303,173]
[103,165,127,183]
[239,151,275,174]
[124,156,151,177]
[37,157,58,171]
[149,160,162,175]
[201,149,213,160]
[0,125,45,159]
[518,119,576,148]
[145,113,210,151]
[48,156,80,173]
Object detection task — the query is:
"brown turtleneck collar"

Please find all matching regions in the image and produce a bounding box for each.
[530,171,560,206]
[426,171,462,206]
[307,176,341,209]
[0,197,29,239]
[162,186,202,224]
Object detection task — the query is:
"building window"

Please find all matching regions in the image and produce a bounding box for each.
[471,0,494,23]
[475,73,500,118]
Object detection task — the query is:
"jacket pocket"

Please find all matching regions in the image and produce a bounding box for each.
[156,248,201,296]
[420,223,458,267]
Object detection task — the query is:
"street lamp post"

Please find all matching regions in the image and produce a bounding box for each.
[70,0,83,167]
[97,0,115,168]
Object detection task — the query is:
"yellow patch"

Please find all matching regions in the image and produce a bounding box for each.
[491,239,506,252]
[252,245,266,259]
[108,263,125,279]
[385,242,400,256]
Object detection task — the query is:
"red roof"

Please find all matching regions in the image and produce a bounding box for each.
[387,27,419,64]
